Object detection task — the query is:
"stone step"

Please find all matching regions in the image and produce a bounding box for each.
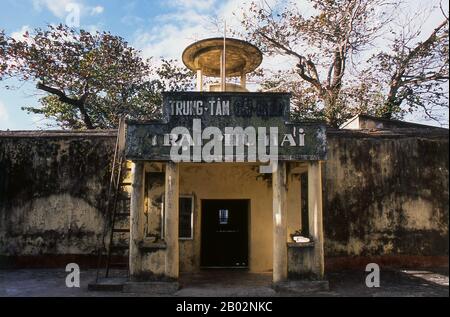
[123,281,180,295]
[273,280,329,294]
[88,277,127,292]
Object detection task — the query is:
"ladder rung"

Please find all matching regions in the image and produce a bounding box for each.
[109,262,128,268]
[111,245,129,251]
[113,228,130,233]
[98,123,131,277]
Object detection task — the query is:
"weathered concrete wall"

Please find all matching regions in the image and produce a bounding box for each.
[0,131,116,267]
[324,129,449,269]
[0,128,448,270]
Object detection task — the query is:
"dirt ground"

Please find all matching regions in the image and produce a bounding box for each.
[0,268,448,297]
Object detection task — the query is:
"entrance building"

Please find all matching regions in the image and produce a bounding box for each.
[124,38,327,286]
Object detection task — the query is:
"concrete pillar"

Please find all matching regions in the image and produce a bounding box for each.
[196,69,203,91]
[308,161,324,278]
[129,161,145,277]
[240,72,246,89]
[272,161,288,283]
[164,162,179,279]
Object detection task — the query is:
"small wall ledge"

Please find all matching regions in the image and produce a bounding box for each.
[287,242,315,248]
[139,240,167,252]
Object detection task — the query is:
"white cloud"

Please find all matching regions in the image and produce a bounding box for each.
[32,0,81,18]
[217,0,279,28]
[85,23,104,33]
[168,0,216,11]
[0,101,9,123]
[132,0,297,74]
[135,23,210,60]
[155,9,209,26]
[132,0,248,60]
[32,0,104,20]
[11,25,32,41]
[128,0,299,93]
[132,0,220,61]
[90,5,104,15]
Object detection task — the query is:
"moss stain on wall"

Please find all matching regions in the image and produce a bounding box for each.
[0,129,448,270]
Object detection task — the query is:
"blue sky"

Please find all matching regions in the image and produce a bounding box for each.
[0,0,448,130]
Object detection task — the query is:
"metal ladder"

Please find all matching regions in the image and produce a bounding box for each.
[95,117,131,281]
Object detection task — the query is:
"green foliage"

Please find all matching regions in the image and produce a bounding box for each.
[6,24,195,129]
[239,0,394,127]
[240,0,449,126]
[3,4,448,129]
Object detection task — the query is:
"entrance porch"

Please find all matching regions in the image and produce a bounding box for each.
[127,161,325,290]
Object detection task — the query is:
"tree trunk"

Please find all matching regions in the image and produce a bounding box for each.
[324,94,338,128]
[76,101,95,129]
[37,83,95,129]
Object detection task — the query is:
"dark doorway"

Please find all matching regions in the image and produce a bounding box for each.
[201,200,249,268]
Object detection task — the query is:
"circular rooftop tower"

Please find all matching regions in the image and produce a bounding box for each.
[182,37,263,92]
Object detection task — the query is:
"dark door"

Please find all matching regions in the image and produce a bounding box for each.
[201,200,249,268]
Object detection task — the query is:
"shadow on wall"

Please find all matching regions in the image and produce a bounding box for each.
[324,129,449,270]
[0,131,116,267]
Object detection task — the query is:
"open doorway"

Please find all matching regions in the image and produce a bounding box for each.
[201,199,249,268]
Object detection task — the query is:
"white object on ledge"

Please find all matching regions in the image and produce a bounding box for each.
[293,236,310,243]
